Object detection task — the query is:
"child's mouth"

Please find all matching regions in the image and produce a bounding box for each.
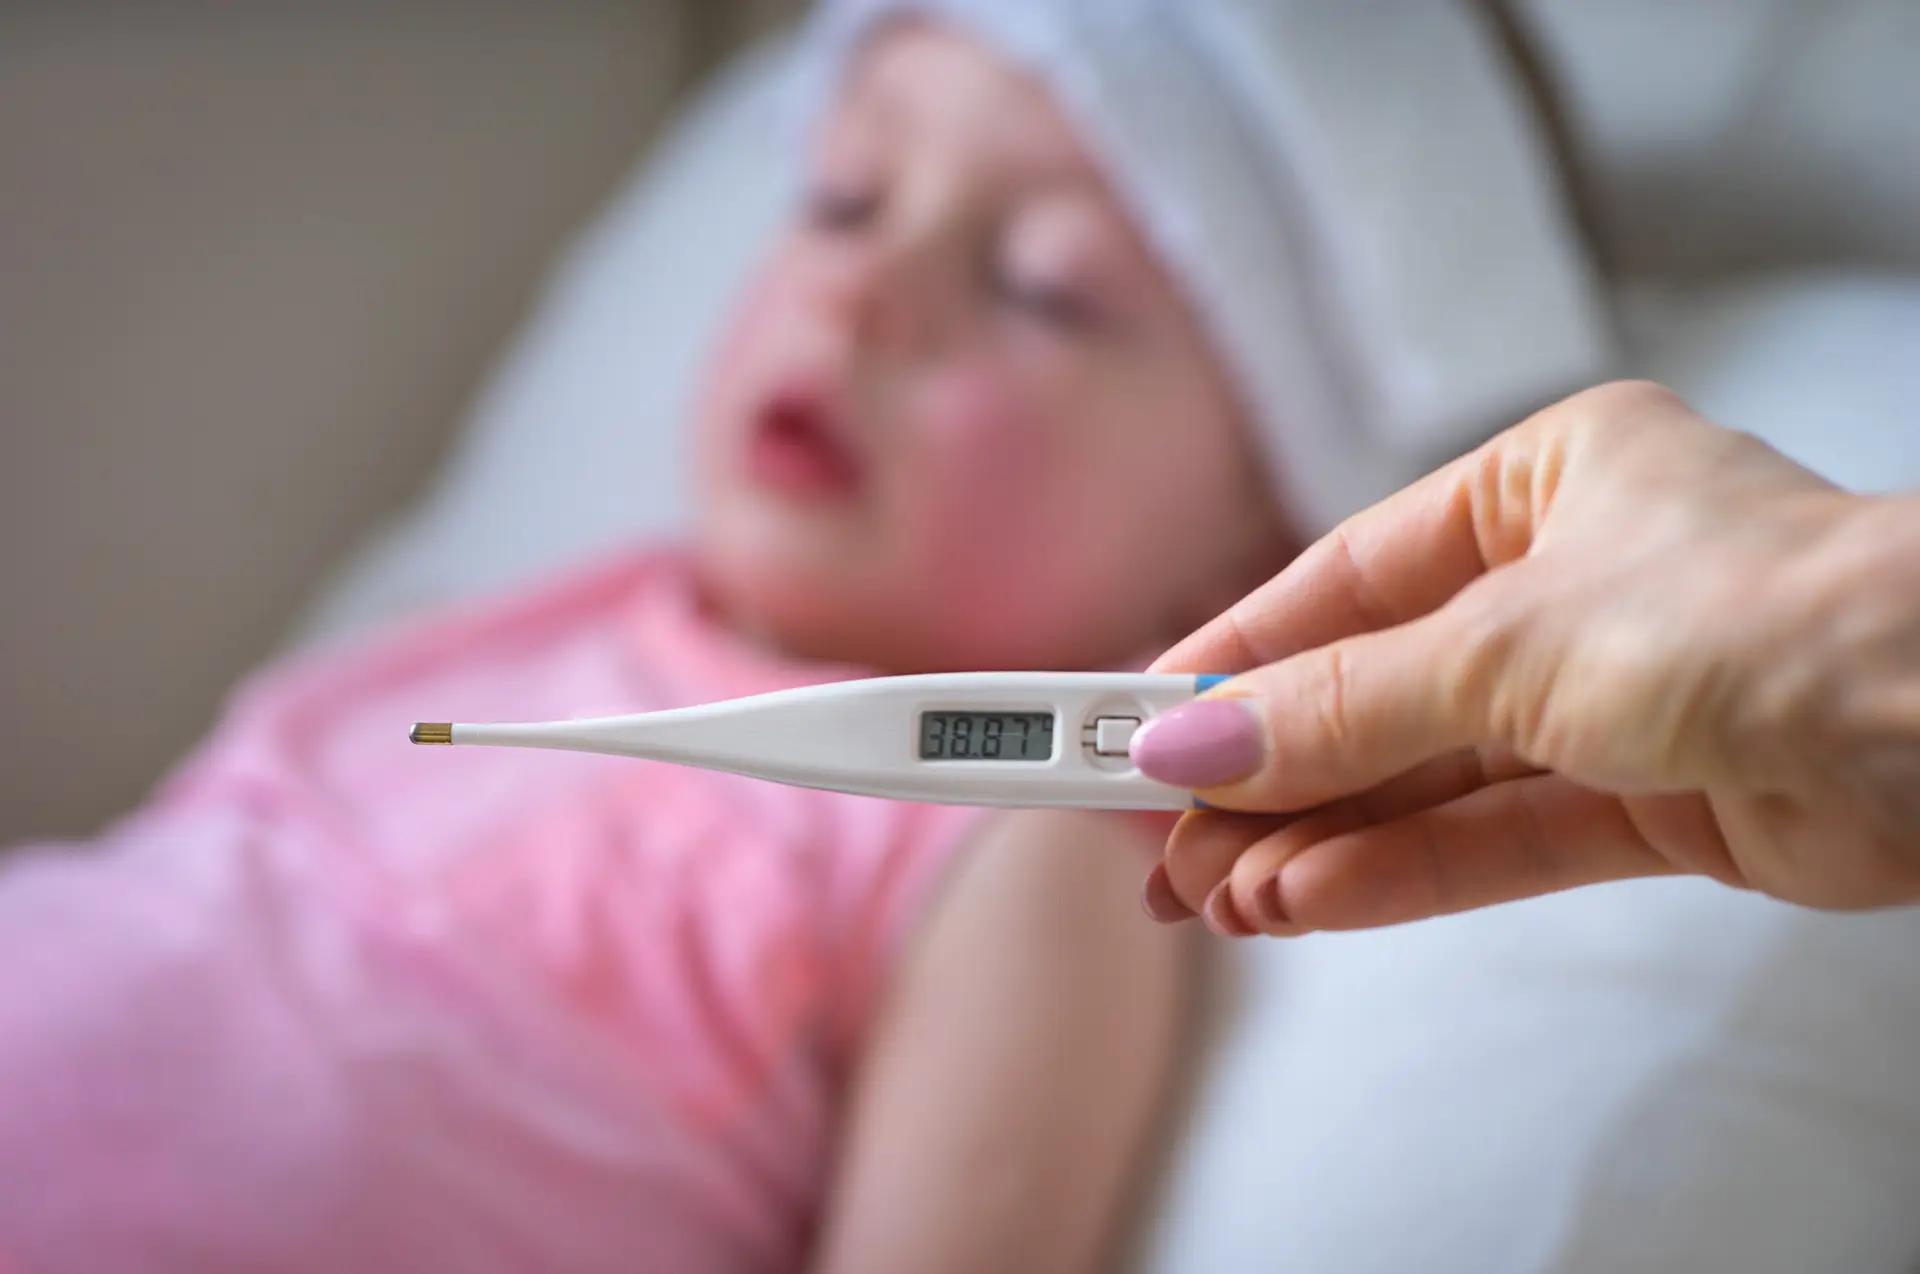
[745,388,865,499]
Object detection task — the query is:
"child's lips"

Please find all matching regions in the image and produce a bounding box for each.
[744,389,865,498]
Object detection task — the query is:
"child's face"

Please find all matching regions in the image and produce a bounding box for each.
[693,19,1286,672]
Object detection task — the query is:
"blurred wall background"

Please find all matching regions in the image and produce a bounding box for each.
[0,0,797,844]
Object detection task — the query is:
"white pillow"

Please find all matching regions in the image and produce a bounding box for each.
[1517,0,1920,278]
[1617,272,1920,494]
[1132,883,1920,1274]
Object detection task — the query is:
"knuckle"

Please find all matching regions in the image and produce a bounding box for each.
[1466,443,1544,566]
[1304,642,1360,759]
[1328,525,1394,631]
[1164,811,1262,903]
[1575,378,1687,424]
[1540,381,1691,470]
[1442,582,1527,737]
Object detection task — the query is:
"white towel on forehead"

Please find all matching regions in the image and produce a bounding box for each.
[802,0,1614,531]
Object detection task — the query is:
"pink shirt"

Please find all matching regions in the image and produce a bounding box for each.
[0,552,980,1274]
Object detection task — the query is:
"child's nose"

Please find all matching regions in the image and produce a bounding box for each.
[825,229,961,357]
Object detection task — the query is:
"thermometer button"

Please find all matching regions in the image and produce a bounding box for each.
[1091,716,1142,758]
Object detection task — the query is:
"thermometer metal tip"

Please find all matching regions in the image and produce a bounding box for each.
[410,722,453,746]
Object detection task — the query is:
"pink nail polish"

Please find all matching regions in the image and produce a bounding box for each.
[1141,864,1194,924]
[1203,880,1255,938]
[1131,699,1263,789]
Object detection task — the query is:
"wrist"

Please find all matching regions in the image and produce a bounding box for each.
[1761,493,1920,832]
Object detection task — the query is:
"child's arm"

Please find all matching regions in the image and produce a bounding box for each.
[809,810,1194,1274]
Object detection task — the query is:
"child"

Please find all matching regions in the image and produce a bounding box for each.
[0,2,1574,1271]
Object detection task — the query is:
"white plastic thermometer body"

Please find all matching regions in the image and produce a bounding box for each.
[428,672,1228,810]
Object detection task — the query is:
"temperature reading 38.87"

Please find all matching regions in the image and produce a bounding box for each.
[919,711,1055,761]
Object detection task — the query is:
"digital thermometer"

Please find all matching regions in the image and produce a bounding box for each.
[411,672,1226,810]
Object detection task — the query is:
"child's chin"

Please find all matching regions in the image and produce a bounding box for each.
[695,538,871,663]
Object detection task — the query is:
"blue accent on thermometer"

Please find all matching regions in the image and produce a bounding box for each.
[1188,675,1233,809]
[411,672,1221,810]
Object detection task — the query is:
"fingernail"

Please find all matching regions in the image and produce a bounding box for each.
[1131,699,1264,789]
[1251,874,1290,930]
[1140,863,1194,923]
[1203,880,1255,938]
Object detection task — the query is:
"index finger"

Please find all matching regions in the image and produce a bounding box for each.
[1153,423,1542,676]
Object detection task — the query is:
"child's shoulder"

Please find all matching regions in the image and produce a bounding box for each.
[239,547,696,719]
[147,548,700,810]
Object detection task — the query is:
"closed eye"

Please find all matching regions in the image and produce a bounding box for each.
[990,264,1095,331]
[804,182,882,235]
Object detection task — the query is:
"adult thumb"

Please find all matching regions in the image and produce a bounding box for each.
[1133,587,1520,811]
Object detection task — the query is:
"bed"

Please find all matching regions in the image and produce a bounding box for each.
[9,2,1920,1269]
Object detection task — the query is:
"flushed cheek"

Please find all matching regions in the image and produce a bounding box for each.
[898,368,1092,625]
[911,367,1056,535]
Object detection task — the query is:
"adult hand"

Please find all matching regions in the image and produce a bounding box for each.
[1134,381,1920,937]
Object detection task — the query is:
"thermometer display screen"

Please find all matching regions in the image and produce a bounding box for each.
[919,711,1055,761]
